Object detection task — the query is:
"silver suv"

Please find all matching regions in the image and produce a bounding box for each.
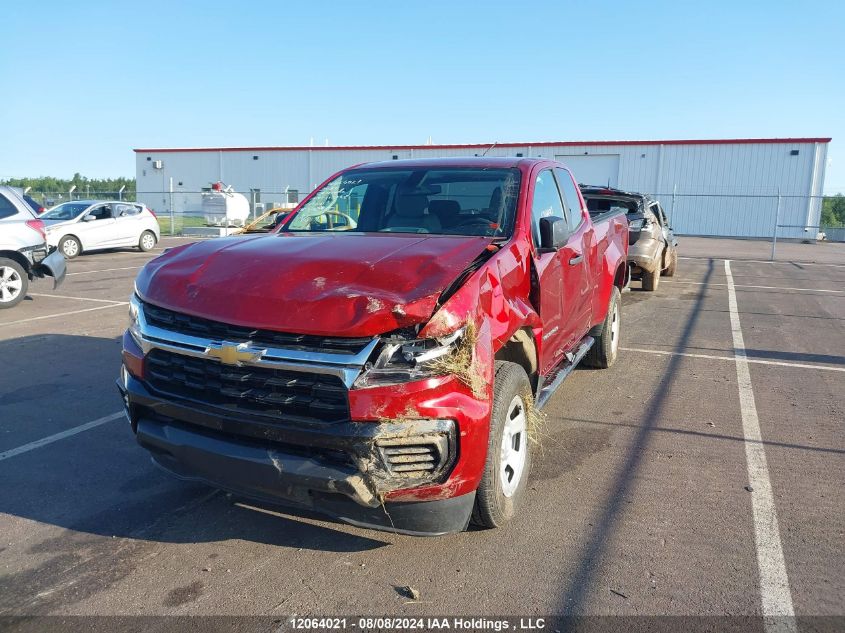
[0,186,66,309]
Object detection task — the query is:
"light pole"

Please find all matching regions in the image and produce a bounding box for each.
[118,185,126,201]
[69,185,77,201]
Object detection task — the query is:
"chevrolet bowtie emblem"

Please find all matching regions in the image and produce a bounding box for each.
[205,342,266,365]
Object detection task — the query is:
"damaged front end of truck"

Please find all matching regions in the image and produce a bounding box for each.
[117,239,507,536]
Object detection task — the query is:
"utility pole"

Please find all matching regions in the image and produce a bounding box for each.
[770,189,782,261]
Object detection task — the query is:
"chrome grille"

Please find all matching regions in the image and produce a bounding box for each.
[143,302,371,355]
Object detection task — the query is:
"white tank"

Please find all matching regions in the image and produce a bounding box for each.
[202,182,250,227]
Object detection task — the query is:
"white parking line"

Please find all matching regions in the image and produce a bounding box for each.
[667,280,844,294]
[620,347,845,373]
[725,260,796,631]
[680,256,845,269]
[0,302,128,327]
[67,266,142,276]
[0,412,123,462]
[29,293,125,304]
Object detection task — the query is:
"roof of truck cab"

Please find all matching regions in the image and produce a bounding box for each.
[351,156,543,170]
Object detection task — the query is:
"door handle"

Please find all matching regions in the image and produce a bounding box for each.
[569,254,583,266]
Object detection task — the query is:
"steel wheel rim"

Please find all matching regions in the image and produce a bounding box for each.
[610,301,620,354]
[0,266,23,303]
[500,394,528,498]
[142,234,155,249]
[63,239,78,257]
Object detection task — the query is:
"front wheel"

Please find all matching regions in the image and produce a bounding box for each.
[59,235,82,259]
[471,361,533,529]
[583,286,621,369]
[139,230,157,252]
[0,258,28,309]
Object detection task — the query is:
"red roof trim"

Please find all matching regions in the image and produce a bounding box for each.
[133,137,832,153]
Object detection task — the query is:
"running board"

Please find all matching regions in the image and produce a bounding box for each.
[535,336,595,410]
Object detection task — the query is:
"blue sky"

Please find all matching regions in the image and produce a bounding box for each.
[2,0,843,192]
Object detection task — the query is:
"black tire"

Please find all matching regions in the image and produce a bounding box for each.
[0,257,29,309]
[59,235,82,259]
[139,230,157,252]
[583,286,621,369]
[641,265,660,291]
[663,249,678,277]
[471,361,533,529]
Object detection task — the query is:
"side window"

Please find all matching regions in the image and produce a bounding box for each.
[657,203,670,227]
[555,168,584,233]
[115,203,138,217]
[531,169,567,247]
[0,193,18,220]
[648,203,662,226]
[88,205,112,220]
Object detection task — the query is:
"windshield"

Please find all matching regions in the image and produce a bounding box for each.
[42,202,91,221]
[285,167,521,237]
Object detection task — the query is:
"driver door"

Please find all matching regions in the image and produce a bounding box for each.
[530,169,569,375]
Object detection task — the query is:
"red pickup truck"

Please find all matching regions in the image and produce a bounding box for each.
[118,157,628,535]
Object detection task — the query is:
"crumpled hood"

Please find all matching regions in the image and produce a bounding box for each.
[135,232,493,337]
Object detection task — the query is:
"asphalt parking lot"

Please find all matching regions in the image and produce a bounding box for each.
[0,236,843,629]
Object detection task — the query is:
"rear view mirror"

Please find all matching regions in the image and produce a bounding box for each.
[539,216,569,250]
[82,215,96,222]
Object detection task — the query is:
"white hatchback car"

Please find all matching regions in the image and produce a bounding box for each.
[42,201,161,259]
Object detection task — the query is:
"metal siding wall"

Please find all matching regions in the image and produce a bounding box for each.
[135,142,824,237]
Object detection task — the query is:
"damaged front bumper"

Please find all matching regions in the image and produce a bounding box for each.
[117,369,473,535]
[24,246,66,288]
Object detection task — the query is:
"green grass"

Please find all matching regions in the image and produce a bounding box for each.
[157,215,208,236]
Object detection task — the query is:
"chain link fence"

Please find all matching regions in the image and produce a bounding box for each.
[25,190,137,206]
[135,188,302,236]
[635,191,843,248]
[26,189,845,247]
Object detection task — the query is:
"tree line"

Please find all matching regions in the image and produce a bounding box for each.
[0,174,136,202]
[821,194,845,228]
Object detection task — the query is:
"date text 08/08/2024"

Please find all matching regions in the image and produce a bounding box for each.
[287,617,547,631]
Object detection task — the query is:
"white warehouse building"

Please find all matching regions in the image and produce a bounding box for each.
[135,137,830,239]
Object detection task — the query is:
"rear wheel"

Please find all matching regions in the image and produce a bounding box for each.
[663,249,678,277]
[583,286,621,369]
[641,265,660,291]
[139,230,157,252]
[0,258,28,309]
[59,235,81,259]
[471,361,533,529]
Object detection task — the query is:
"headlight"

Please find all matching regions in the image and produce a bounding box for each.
[354,327,466,388]
[128,294,143,346]
[628,218,644,230]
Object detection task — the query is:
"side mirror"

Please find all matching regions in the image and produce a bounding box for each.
[539,216,569,250]
[82,215,96,222]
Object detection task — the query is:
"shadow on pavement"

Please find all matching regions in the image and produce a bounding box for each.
[0,335,389,563]
[556,259,716,615]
